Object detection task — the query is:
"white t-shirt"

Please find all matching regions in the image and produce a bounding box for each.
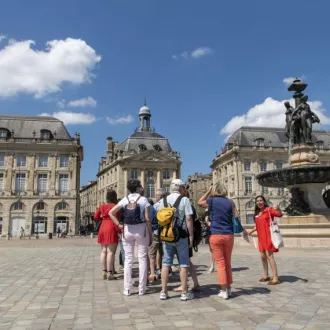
[154,200,162,212]
[118,193,150,221]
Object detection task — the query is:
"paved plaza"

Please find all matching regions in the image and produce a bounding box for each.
[0,238,329,330]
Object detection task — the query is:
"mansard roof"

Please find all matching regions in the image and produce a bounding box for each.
[226,126,330,148]
[117,130,172,153]
[0,114,72,140]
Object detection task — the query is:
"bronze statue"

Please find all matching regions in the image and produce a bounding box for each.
[285,80,321,144]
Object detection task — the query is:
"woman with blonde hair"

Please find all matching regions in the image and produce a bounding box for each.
[198,182,246,299]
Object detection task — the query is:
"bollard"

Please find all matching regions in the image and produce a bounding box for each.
[6,234,9,240]
[90,233,93,239]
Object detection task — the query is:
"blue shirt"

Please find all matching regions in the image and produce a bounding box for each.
[207,196,233,235]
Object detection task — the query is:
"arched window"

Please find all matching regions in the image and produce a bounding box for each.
[40,129,52,140]
[315,140,324,149]
[12,201,24,211]
[154,145,162,152]
[139,144,147,151]
[246,200,254,209]
[254,138,265,147]
[0,128,10,139]
[36,202,45,210]
[56,201,68,210]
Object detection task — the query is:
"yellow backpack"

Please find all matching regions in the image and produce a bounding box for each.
[157,196,183,242]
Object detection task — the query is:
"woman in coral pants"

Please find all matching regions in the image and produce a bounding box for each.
[198,183,247,300]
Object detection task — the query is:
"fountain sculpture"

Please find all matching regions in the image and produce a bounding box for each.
[257,78,330,217]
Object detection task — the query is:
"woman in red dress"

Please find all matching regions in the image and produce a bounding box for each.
[248,195,282,285]
[94,190,122,280]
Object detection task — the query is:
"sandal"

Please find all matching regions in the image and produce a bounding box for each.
[268,279,281,285]
[259,276,271,282]
[148,275,157,283]
[192,285,200,292]
[107,272,117,280]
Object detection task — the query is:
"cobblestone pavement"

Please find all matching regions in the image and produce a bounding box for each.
[0,238,329,330]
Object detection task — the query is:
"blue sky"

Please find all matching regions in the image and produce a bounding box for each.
[1,1,330,185]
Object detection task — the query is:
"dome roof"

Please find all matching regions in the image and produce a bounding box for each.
[139,105,151,116]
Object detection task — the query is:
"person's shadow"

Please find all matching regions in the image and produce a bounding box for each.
[279,275,308,283]
[232,267,249,272]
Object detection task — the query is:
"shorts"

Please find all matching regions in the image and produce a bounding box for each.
[162,238,189,268]
[148,234,160,258]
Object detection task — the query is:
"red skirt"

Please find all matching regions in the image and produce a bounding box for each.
[97,220,120,244]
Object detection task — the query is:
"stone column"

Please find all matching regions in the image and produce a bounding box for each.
[156,170,161,190]
[173,171,177,179]
[140,169,145,188]
[123,169,128,195]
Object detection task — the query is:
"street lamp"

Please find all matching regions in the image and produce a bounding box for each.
[36,209,39,239]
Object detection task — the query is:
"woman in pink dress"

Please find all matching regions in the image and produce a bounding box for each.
[248,195,282,285]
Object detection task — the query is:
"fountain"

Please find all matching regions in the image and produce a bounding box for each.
[256,79,330,246]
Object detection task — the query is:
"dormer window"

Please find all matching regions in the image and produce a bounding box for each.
[154,145,162,152]
[139,144,147,152]
[254,138,265,147]
[0,128,10,139]
[316,140,324,149]
[40,129,52,140]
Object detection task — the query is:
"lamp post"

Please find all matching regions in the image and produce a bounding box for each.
[36,209,39,239]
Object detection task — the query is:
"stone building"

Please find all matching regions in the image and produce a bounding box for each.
[0,115,83,237]
[211,126,330,224]
[186,173,212,215]
[80,102,181,210]
[79,180,97,226]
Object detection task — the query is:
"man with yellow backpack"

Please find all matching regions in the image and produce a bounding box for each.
[157,179,194,301]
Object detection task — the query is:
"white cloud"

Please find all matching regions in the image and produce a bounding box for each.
[172,47,213,60]
[0,37,101,98]
[68,96,97,108]
[106,115,134,125]
[283,76,305,86]
[220,97,330,136]
[191,47,213,58]
[39,111,96,125]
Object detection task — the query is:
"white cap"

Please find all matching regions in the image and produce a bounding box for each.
[170,179,185,192]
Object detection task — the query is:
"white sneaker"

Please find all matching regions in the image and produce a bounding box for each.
[181,292,194,301]
[218,290,229,300]
[159,292,169,300]
[208,266,215,273]
[123,289,131,296]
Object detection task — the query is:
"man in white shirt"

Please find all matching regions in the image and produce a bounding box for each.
[158,179,194,301]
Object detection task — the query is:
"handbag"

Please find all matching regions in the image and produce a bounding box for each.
[233,215,243,234]
[268,209,284,249]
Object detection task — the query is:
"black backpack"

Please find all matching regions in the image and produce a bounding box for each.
[123,196,143,225]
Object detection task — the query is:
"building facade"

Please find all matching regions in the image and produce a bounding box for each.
[0,115,83,237]
[186,173,212,215]
[80,103,181,211]
[211,126,330,224]
[79,180,97,226]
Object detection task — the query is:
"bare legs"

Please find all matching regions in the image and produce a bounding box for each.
[260,252,269,279]
[100,245,107,271]
[260,251,279,281]
[100,244,118,280]
[106,244,117,272]
[266,251,279,281]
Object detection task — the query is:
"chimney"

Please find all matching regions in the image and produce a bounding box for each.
[106,137,113,154]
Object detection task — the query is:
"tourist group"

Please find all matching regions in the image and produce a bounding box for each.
[93,178,283,301]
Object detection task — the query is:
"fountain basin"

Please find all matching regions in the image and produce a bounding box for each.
[256,165,330,188]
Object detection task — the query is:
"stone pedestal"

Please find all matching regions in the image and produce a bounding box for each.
[290,144,320,167]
